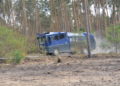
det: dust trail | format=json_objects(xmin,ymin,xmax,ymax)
[{"xmin": 92, "ymin": 37, "xmax": 115, "ymax": 54}]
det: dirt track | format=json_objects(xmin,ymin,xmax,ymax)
[{"xmin": 0, "ymin": 54, "xmax": 120, "ymax": 86}]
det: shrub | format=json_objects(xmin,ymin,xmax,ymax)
[
  {"xmin": 106, "ymin": 24, "xmax": 120, "ymax": 52},
  {"xmin": 106, "ymin": 24, "xmax": 120, "ymax": 44},
  {"xmin": 11, "ymin": 50, "xmax": 25, "ymax": 64},
  {"xmin": 0, "ymin": 26, "xmax": 27, "ymax": 63}
]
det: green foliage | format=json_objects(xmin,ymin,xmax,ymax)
[
  {"xmin": 40, "ymin": 13, "xmax": 51, "ymax": 30},
  {"xmin": 27, "ymin": 42, "xmax": 38, "ymax": 54},
  {"xmin": 0, "ymin": 26, "xmax": 27, "ymax": 63},
  {"xmin": 106, "ymin": 24, "xmax": 120, "ymax": 43},
  {"xmin": 72, "ymin": 27, "xmax": 86, "ymax": 33},
  {"xmin": 72, "ymin": 27, "xmax": 95, "ymax": 33},
  {"xmin": 11, "ymin": 50, "xmax": 25, "ymax": 64}
]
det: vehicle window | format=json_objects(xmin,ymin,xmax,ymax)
[
  {"xmin": 40, "ymin": 36, "xmax": 46, "ymax": 44},
  {"xmin": 54, "ymin": 35, "xmax": 59, "ymax": 40},
  {"xmin": 48, "ymin": 37, "xmax": 51, "ymax": 43},
  {"xmin": 50, "ymin": 36, "xmax": 54, "ymax": 41},
  {"xmin": 59, "ymin": 34, "xmax": 65, "ymax": 39}
]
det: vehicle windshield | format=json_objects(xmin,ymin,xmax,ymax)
[{"xmin": 39, "ymin": 36, "xmax": 46, "ymax": 44}]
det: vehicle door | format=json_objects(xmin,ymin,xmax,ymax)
[{"xmin": 51, "ymin": 33, "xmax": 70, "ymax": 53}]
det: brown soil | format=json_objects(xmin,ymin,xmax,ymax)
[{"xmin": 0, "ymin": 54, "xmax": 120, "ymax": 86}]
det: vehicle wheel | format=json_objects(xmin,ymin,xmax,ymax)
[
  {"xmin": 46, "ymin": 53, "xmax": 52, "ymax": 55},
  {"xmin": 53, "ymin": 49, "xmax": 59, "ymax": 56}
]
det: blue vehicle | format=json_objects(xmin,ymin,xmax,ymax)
[{"xmin": 36, "ymin": 32, "xmax": 96, "ymax": 55}]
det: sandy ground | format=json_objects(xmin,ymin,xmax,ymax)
[{"xmin": 0, "ymin": 54, "xmax": 120, "ymax": 86}]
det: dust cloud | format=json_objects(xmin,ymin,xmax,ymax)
[{"xmin": 92, "ymin": 37, "xmax": 115, "ymax": 54}]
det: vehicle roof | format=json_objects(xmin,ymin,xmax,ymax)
[
  {"xmin": 67, "ymin": 32, "xmax": 80, "ymax": 37},
  {"xmin": 46, "ymin": 32, "xmax": 66, "ymax": 36},
  {"xmin": 37, "ymin": 32, "xmax": 87, "ymax": 37}
]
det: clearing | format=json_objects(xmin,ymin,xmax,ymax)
[{"xmin": 0, "ymin": 54, "xmax": 120, "ymax": 86}]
